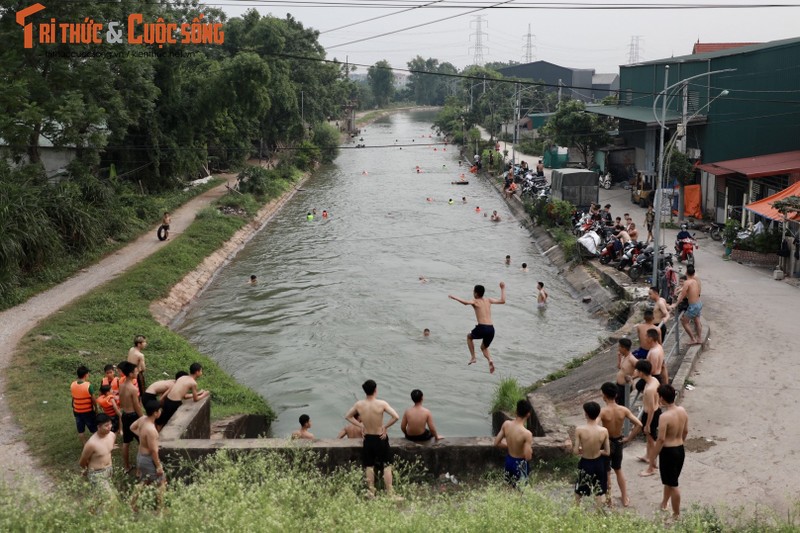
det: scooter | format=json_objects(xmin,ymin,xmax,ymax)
[
  {"xmin": 629, "ymin": 245, "xmax": 673, "ymax": 282},
  {"xmin": 598, "ymin": 235, "xmax": 625, "ymax": 264},
  {"xmin": 675, "ymin": 236, "xmax": 697, "ymax": 265},
  {"xmin": 616, "ymin": 241, "xmax": 646, "ymax": 270},
  {"xmin": 599, "ymin": 172, "xmax": 612, "ymax": 190},
  {"xmin": 707, "ymin": 222, "xmax": 723, "ymax": 241}
]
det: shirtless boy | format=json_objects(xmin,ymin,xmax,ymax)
[
  {"xmin": 678, "ymin": 264, "xmax": 703, "ymax": 345},
  {"xmin": 291, "ymin": 414, "xmax": 314, "ymax": 440},
  {"xmin": 79, "ymin": 412, "xmax": 116, "ymax": 494},
  {"xmin": 536, "ymin": 282, "xmax": 548, "ymax": 309},
  {"xmin": 118, "ymin": 362, "xmax": 143, "ymax": 473},
  {"xmin": 337, "ymin": 412, "xmax": 363, "ymax": 439},
  {"xmin": 653, "ymin": 384, "xmax": 689, "ymax": 518},
  {"xmin": 624, "ymin": 360, "xmax": 661, "ymax": 477},
  {"xmin": 127, "ymin": 335, "xmax": 148, "ymax": 397},
  {"xmin": 156, "ymin": 363, "xmax": 209, "ymax": 430},
  {"xmin": 599, "ymin": 383, "xmax": 642, "ymax": 507},
  {"xmin": 648, "ymin": 286, "xmax": 671, "ymax": 342},
  {"xmin": 142, "ymin": 377, "xmax": 178, "ymax": 406},
  {"xmin": 449, "ymin": 282, "xmax": 506, "ymax": 373},
  {"xmin": 646, "ymin": 328, "xmax": 668, "ymax": 384},
  {"xmin": 633, "ymin": 310, "xmax": 660, "ymax": 359},
  {"xmin": 573, "ymin": 401, "xmax": 610, "ymax": 505},
  {"xmin": 401, "ymin": 389, "xmax": 443, "ymax": 442},
  {"xmin": 494, "ymin": 399, "xmax": 533, "ymax": 487},
  {"xmin": 615, "ymin": 338, "xmax": 638, "ymax": 406},
  {"xmin": 131, "ymin": 399, "xmax": 166, "ymax": 510},
  {"xmin": 344, "ymin": 380, "xmax": 401, "ymax": 498}
]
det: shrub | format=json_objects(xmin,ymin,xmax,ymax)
[
  {"xmin": 490, "ymin": 378, "xmax": 525, "ymax": 414},
  {"xmin": 312, "ymin": 123, "xmax": 341, "ymax": 164}
]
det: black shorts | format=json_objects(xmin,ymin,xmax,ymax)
[
  {"xmin": 141, "ymin": 392, "xmax": 158, "ymax": 405},
  {"xmin": 641, "ymin": 409, "xmax": 661, "ymax": 441},
  {"xmin": 74, "ymin": 411, "xmax": 97, "ymax": 434},
  {"xmin": 469, "ymin": 324, "xmax": 495, "ymax": 348},
  {"xmin": 659, "ymin": 445, "xmax": 685, "ymax": 487},
  {"xmin": 575, "ymin": 457, "xmax": 608, "ymax": 496},
  {"xmin": 362, "ymin": 434, "xmax": 392, "ymax": 468},
  {"xmin": 156, "ymin": 398, "xmax": 182, "ymax": 428},
  {"xmin": 608, "ymin": 436, "xmax": 624, "ymax": 471},
  {"xmin": 615, "ymin": 383, "xmax": 627, "ymax": 406},
  {"xmin": 404, "ymin": 429, "xmax": 432, "ymax": 442},
  {"xmin": 660, "ymin": 323, "xmax": 668, "ymax": 343},
  {"xmin": 121, "ymin": 412, "xmax": 139, "ymax": 444}
]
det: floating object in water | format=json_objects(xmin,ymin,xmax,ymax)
[{"xmin": 451, "ymin": 181, "xmax": 469, "ymax": 185}]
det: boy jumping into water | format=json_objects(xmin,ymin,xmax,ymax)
[{"xmin": 449, "ymin": 282, "xmax": 506, "ymax": 373}]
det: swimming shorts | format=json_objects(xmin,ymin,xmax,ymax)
[
  {"xmin": 504, "ymin": 454, "xmax": 529, "ymax": 486},
  {"xmin": 87, "ymin": 465, "xmax": 113, "ymax": 492},
  {"xmin": 615, "ymin": 383, "xmax": 627, "ymax": 406},
  {"xmin": 632, "ymin": 348, "xmax": 649, "ymax": 360},
  {"xmin": 469, "ymin": 324, "xmax": 495, "ymax": 348},
  {"xmin": 155, "ymin": 398, "xmax": 182, "ymax": 428},
  {"xmin": 660, "ymin": 323, "xmax": 668, "ymax": 343},
  {"xmin": 362, "ymin": 434, "xmax": 393, "ymax": 468},
  {"xmin": 141, "ymin": 392, "xmax": 158, "ymax": 405},
  {"xmin": 404, "ymin": 429, "xmax": 432, "ymax": 442},
  {"xmin": 137, "ymin": 453, "xmax": 165, "ymax": 484},
  {"xmin": 121, "ymin": 411, "xmax": 139, "ymax": 444},
  {"xmin": 74, "ymin": 411, "xmax": 98, "ymax": 434},
  {"xmin": 608, "ymin": 436, "xmax": 624, "ymax": 471},
  {"xmin": 685, "ymin": 301, "xmax": 703, "ymax": 319},
  {"xmin": 659, "ymin": 445, "xmax": 685, "ymax": 487},
  {"xmin": 575, "ymin": 456, "xmax": 608, "ymax": 496},
  {"xmin": 137, "ymin": 372, "xmax": 146, "ymax": 398},
  {"xmin": 640, "ymin": 408, "xmax": 661, "ymax": 441}
]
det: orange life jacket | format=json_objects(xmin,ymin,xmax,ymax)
[
  {"xmin": 118, "ymin": 375, "xmax": 139, "ymax": 395},
  {"xmin": 71, "ymin": 381, "xmax": 94, "ymax": 414},
  {"xmin": 102, "ymin": 376, "xmax": 120, "ymax": 396},
  {"xmin": 97, "ymin": 393, "xmax": 118, "ymax": 418}
]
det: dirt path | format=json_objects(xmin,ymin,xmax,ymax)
[{"xmin": 0, "ymin": 180, "xmax": 232, "ymax": 489}]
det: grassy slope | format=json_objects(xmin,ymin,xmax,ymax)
[{"xmin": 7, "ymin": 206, "xmax": 273, "ymax": 474}]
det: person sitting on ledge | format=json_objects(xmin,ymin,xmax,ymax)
[
  {"xmin": 292, "ymin": 414, "xmax": 315, "ymax": 440},
  {"xmin": 401, "ymin": 389, "xmax": 444, "ymax": 442}
]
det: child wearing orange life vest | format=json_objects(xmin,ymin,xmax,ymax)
[
  {"xmin": 71, "ymin": 365, "xmax": 98, "ymax": 444},
  {"xmin": 97, "ymin": 384, "xmax": 122, "ymax": 435},
  {"xmin": 102, "ymin": 364, "xmax": 120, "ymax": 398}
]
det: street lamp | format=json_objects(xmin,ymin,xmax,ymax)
[{"xmin": 650, "ymin": 67, "xmax": 736, "ymax": 287}]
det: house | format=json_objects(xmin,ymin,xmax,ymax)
[
  {"xmin": 498, "ymin": 61, "xmax": 619, "ymax": 103},
  {"xmin": 0, "ymin": 136, "xmax": 75, "ymax": 179},
  {"xmin": 585, "ymin": 36, "xmax": 800, "ymax": 223}
]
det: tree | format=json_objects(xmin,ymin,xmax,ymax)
[
  {"xmin": 541, "ymin": 100, "xmax": 613, "ymax": 167},
  {"xmin": 666, "ymin": 148, "xmax": 695, "ymax": 222},
  {"xmin": 367, "ymin": 60, "xmax": 395, "ymax": 107}
]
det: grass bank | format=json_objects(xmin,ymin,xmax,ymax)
[
  {"xmin": 0, "ymin": 452, "xmax": 790, "ymax": 532},
  {"xmin": 0, "ymin": 178, "xmax": 224, "ymax": 312},
  {"xmin": 6, "ymin": 173, "xmax": 302, "ymax": 475}
]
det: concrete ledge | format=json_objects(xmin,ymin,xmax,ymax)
[{"xmin": 670, "ymin": 323, "xmax": 711, "ymax": 405}]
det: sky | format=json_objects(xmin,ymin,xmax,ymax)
[{"xmin": 215, "ymin": 0, "xmax": 800, "ymax": 75}]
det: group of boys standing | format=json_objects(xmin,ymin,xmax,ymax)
[{"xmin": 71, "ymin": 335, "xmax": 209, "ymax": 507}]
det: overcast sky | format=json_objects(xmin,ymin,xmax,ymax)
[{"xmin": 220, "ymin": 1, "xmax": 800, "ymax": 75}]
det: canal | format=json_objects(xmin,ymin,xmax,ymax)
[{"xmin": 176, "ymin": 110, "xmax": 605, "ymax": 438}]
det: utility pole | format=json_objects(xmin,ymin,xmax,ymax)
[
  {"xmin": 469, "ymin": 15, "xmax": 488, "ymax": 66},
  {"xmin": 557, "ymin": 79, "xmax": 562, "ymax": 102},
  {"xmin": 627, "ymin": 36, "xmax": 642, "ymax": 64},
  {"xmin": 523, "ymin": 24, "xmax": 535, "ymax": 63}
]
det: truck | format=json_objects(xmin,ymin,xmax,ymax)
[{"xmin": 550, "ymin": 168, "xmax": 599, "ymax": 210}]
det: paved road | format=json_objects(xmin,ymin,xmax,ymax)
[{"xmin": 0, "ymin": 181, "xmax": 230, "ymax": 490}]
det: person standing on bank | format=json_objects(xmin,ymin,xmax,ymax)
[
  {"xmin": 127, "ymin": 335, "xmax": 148, "ymax": 397},
  {"xmin": 652, "ymin": 384, "xmax": 689, "ymax": 518},
  {"xmin": 345, "ymin": 380, "xmax": 402, "ymax": 499},
  {"xmin": 494, "ymin": 399, "xmax": 533, "ymax": 488},
  {"xmin": 449, "ymin": 282, "xmax": 506, "ymax": 374},
  {"xmin": 71, "ymin": 365, "xmax": 98, "ymax": 445}
]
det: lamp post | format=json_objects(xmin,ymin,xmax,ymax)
[{"xmin": 650, "ymin": 67, "xmax": 736, "ymax": 286}]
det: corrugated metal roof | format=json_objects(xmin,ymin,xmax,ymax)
[
  {"xmin": 697, "ymin": 150, "xmax": 800, "ymax": 179},
  {"xmin": 691, "ymin": 42, "xmax": 760, "ymax": 54},
  {"xmin": 631, "ymin": 36, "xmax": 800, "ymax": 66},
  {"xmin": 585, "ymin": 105, "xmax": 684, "ymax": 126}
]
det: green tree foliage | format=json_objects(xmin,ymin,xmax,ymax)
[
  {"xmin": 406, "ymin": 56, "xmax": 458, "ymax": 106},
  {"xmin": 367, "ymin": 60, "xmax": 395, "ymax": 107},
  {"xmin": 541, "ymin": 100, "xmax": 614, "ymax": 166}
]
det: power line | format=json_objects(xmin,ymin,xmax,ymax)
[{"xmin": 319, "ymin": 0, "xmax": 446, "ymax": 34}]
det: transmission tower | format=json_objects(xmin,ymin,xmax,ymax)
[
  {"xmin": 523, "ymin": 23, "xmax": 536, "ymax": 63},
  {"xmin": 469, "ymin": 15, "xmax": 489, "ymax": 66},
  {"xmin": 627, "ymin": 35, "xmax": 642, "ymax": 64}
]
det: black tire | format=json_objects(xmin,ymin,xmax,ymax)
[
  {"xmin": 628, "ymin": 265, "xmax": 642, "ymax": 281},
  {"xmin": 599, "ymin": 254, "xmax": 611, "ymax": 265},
  {"xmin": 157, "ymin": 225, "xmax": 169, "ymax": 241},
  {"xmin": 710, "ymin": 227, "xmax": 722, "ymax": 241},
  {"xmin": 686, "ymin": 252, "xmax": 694, "ymax": 266}
]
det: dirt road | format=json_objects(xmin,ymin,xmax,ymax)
[{"xmin": 0, "ymin": 181, "xmax": 230, "ymax": 489}]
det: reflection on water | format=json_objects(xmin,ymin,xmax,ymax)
[{"xmin": 177, "ymin": 110, "xmax": 605, "ymax": 438}]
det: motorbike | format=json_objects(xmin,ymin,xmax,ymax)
[
  {"xmin": 629, "ymin": 245, "xmax": 673, "ymax": 282},
  {"xmin": 598, "ymin": 235, "xmax": 625, "ymax": 265},
  {"xmin": 616, "ymin": 241, "xmax": 646, "ymax": 271},
  {"xmin": 675, "ymin": 236, "xmax": 697, "ymax": 265},
  {"xmin": 599, "ymin": 172, "xmax": 612, "ymax": 190},
  {"xmin": 707, "ymin": 222, "xmax": 723, "ymax": 241}
]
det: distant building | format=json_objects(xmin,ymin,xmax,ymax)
[
  {"xmin": 0, "ymin": 136, "xmax": 75, "ymax": 179},
  {"xmin": 498, "ymin": 60, "xmax": 619, "ymax": 103},
  {"xmin": 691, "ymin": 41, "xmax": 760, "ymax": 54}
]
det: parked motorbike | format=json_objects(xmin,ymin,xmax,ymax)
[
  {"xmin": 707, "ymin": 222, "xmax": 723, "ymax": 241},
  {"xmin": 629, "ymin": 245, "xmax": 673, "ymax": 282},
  {"xmin": 616, "ymin": 241, "xmax": 646, "ymax": 270},
  {"xmin": 598, "ymin": 235, "xmax": 625, "ymax": 264},
  {"xmin": 599, "ymin": 172, "xmax": 612, "ymax": 190}
]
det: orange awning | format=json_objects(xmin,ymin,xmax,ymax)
[
  {"xmin": 697, "ymin": 150, "xmax": 800, "ymax": 179},
  {"xmin": 744, "ymin": 181, "xmax": 800, "ymax": 222}
]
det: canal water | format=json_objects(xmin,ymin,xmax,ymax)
[{"xmin": 176, "ymin": 110, "xmax": 605, "ymax": 438}]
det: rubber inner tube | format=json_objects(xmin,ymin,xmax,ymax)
[{"xmin": 157, "ymin": 225, "xmax": 168, "ymax": 241}]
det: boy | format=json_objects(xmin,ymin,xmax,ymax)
[
  {"xmin": 401, "ymin": 389, "xmax": 444, "ymax": 442},
  {"xmin": 615, "ymin": 338, "xmax": 638, "ymax": 406},
  {"xmin": 536, "ymin": 282, "xmax": 548, "ymax": 309},
  {"xmin": 156, "ymin": 363, "xmax": 209, "ymax": 430},
  {"xmin": 653, "ymin": 384, "xmax": 689, "ymax": 518},
  {"xmin": 599, "ymin": 382, "xmax": 642, "ymax": 507},
  {"xmin": 131, "ymin": 400, "xmax": 166, "ymax": 510},
  {"xmin": 291, "ymin": 414, "xmax": 314, "ymax": 440},
  {"xmin": 71, "ymin": 365, "xmax": 97, "ymax": 444},
  {"xmin": 573, "ymin": 401, "xmax": 610, "ymax": 506},
  {"xmin": 79, "ymin": 412, "xmax": 116, "ymax": 495},
  {"xmin": 493, "ymin": 399, "xmax": 533, "ymax": 487},
  {"xmin": 118, "ymin": 361, "xmax": 143, "ymax": 473},
  {"xmin": 97, "ymin": 384, "xmax": 122, "ymax": 435},
  {"xmin": 101, "ymin": 364, "xmax": 120, "ymax": 398},
  {"xmin": 624, "ymin": 360, "xmax": 661, "ymax": 477},
  {"xmin": 449, "ymin": 282, "xmax": 506, "ymax": 373},
  {"xmin": 127, "ymin": 335, "xmax": 148, "ymax": 397}
]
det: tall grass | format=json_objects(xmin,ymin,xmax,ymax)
[
  {"xmin": 7, "ymin": 185, "xmax": 285, "ymax": 475},
  {"xmin": 490, "ymin": 378, "xmax": 525, "ymax": 413},
  {"xmin": 0, "ymin": 451, "xmax": 793, "ymax": 532}
]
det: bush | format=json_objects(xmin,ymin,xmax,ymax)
[
  {"xmin": 294, "ymin": 140, "xmax": 321, "ymax": 171},
  {"xmin": 490, "ymin": 378, "xmax": 525, "ymax": 414},
  {"xmin": 517, "ymin": 138, "xmax": 545, "ymax": 158},
  {"xmin": 312, "ymin": 123, "xmax": 341, "ymax": 164},
  {"xmin": 735, "ymin": 226, "xmax": 783, "ymax": 253}
]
